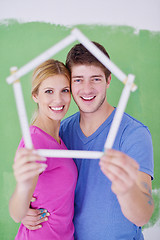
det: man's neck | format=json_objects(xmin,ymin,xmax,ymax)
[{"xmin": 79, "ymin": 103, "xmax": 114, "ymax": 137}]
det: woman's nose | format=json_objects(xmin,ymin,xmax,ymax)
[{"xmin": 53, "ymin": 92, "xmax": 62, "ymax": 103}]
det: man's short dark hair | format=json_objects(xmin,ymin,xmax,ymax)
[{"xmin": 66, "ymin": 42, "xmax": 111, "ymax": 81}]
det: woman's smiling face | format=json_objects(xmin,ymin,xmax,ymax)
[{"xmin": 32, "ymin": 74, "xmax": 71, "ymax": 122}]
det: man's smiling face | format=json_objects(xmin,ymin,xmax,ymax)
[{"xmin": 71, "ymin": 64, "xmax": 110, "ymax": 114}]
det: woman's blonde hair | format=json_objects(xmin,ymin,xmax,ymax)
[
  {"xmin": 31, "ymin": 59, "xmax": 70, "ymax": 124},
  {"xmin": 32, "ymin": 59, "xmax": 70, "ymax": 95}
]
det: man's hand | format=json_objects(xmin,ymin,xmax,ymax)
[
  {"xmin": 22, "ymin": 207, "xmax": 50, "ymax": 230},
  {"xmin": 99, "ymin": 149, "xmax": 154, "ymax": 226},
  {"xmin": 99, "ymin": 149, "xmax": 139, "ymax": 196}
]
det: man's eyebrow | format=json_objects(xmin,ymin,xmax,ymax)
[
  {"xmin": 72, "ymin": 75, "xmax": 104, "ymax": 78},
  {"xmin": 91, "ymin": 75, "xmax": 104, "ymax": 78},
  {"xmin": 72, "ymin": 75, "xmax": 83, "ymax": 78}
]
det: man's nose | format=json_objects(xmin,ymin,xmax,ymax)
[{"xmin": 83, "ymin": 81, "xmax": 93, "ymax": 93}]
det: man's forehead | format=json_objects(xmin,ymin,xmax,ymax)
[{"xmin": 71, "ymin": 64, "xmax": 105, "ymax": 76}]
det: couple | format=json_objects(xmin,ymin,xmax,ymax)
[{"xmin": 9, "ymin": 42, "xmax": 154, "ymax": 240}]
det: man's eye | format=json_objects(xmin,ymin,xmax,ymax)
[
  {"xmin": 74, "ymin": 79, "xmax": 81, "ymax": 83},
  {"xmin": 94, "ymin": 78, "xmax": 100, "ymax": 81},
  {"xmin": 45, "ymin": 90, "xmax": 53, "ymax": 94}
]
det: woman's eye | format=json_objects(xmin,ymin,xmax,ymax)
[
  {"xmin": 62, "ymin": 89, "xmax": 70, "ymax": 93},
  {"xmin": 45, "ymin": 90, "xmax": 53, "ymax": 94}
]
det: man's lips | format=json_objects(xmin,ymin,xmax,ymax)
[{"xmin": 81, "ymin": 96, "xmax": 96, "ymax": 101}]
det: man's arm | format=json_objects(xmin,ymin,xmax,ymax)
[{"xmin": 99, "ymin": 149, "xmax": 154, "ymax": 226}]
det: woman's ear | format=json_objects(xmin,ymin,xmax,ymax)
[
  {"xmin": 106, "ymin": 74, "xmax": 111, "ymax": 88},
  {"xmin": 32, "ymin": 93, "xmax": 38, "ymax": 103}
]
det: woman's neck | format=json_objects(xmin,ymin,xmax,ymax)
[{"xmin": 33, "ymin": 116, "xmax": 61, "ymax": 144}]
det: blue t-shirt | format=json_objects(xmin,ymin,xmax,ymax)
[{"xmin": 60, "ymin": 109, "xmax": 154, "ymax": 240}]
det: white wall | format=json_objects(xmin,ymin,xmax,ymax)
[{"xmin": 0, "ymin": 0, "xmax": 160, "ymax": 31}]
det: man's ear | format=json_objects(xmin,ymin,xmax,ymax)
[
  {"xmin": 106, "ymin": 74, "xmax": 111, "ymax": 88},
  {"xmin": 32, "ymin": 94, "xmax": 38, "ymax": 103}
]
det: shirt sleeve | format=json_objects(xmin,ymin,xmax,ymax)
[{"xmin": 120, "ymin": 125, "xmax": 154, "ymax": 179}]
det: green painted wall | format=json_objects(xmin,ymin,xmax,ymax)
[{"xmin": 0, "ymin": 20, "xmax": 160, "ymax": 239}]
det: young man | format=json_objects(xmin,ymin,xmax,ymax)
[{"xmin": 21, "ymin": 42, "xmax": 154, "ymax": 239}]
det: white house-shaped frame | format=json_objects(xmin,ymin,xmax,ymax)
[{"xmin": 6, "ymin": 28, "xmax": 137, "ymax": 159}]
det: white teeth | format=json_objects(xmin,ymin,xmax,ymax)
[
  {"xmin": 51, "ymin": 106, "xmax": 63, "ymax": 111},
  {"xmin": 82, "ymin": 96, "xmax": 94, "ymax": 100}
]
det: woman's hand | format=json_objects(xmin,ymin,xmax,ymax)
[
  {"xmin": 13, "ymin": 148, "xmax": 47, "ymax": 190},
  {"xmin": 9, "ymin": 148, "xmax": 47, "ymax": 222}
]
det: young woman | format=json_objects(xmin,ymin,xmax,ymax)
[{"xmin": 9, "ymin": 59, "xmax": 78, "ymax": 240}]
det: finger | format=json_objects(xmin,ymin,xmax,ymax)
[
  {"xmin": 23, "ymin": 224, "xmax": 42, "ymax": 230},
  {"xmin": 23, "ymin": 213, "xmax": 49, "ymax": 230},
  {"xmin": 103, "ymin": 149, "xmax": 139, "ymax": 169},
  {"xmin": 100, "ymin": 163, "xmax": 136, "ymax": 195},
  {"xmin": 15, "ymin": 148, "xmax": 46, "ymax": 166},
  {"xmin": 34, "ymin": 209, "xmax": 50, "ymax": 223},
  {"xmin": 13, "ymin": 161, "xmax": 46, "ymax": 179},
  {"xmin": 15, "ymin": 164, "xmax": 47, "ymax": 182},
  {"xmin": 15, "ymin": 162, "xmax": 47, "ymax": 176},
  {"xmin": 100, "ymin": 161, "xmax": 128, "ymax": 181},
  {"xmin": 100, "ymin": 160, "xmax": 137, "ymax": 182},
  {"xmin": 13, "ymin": 159, "xmax": 46, "ymax": 177},
  {"xmin": 15, "ymin": 148, "xmax": 37, "ymax": 161},
  {"xmin": 100, "ymin": 165, "xmax": 117, "ymax": 182},
  {"xmin": 15, "ymin": 148, "xmax": 33, "ymax": 158},
  {"xmin": 100, "ymin": 167, "xmax": 128, "ymax": 193},
  {"xmin": 14, "ymin": 154, "xmax": 46, "ymax": 169},
  {"xmin": 22, "ymin": 214, "xmax": 49, "ymax": 225},
  {"xmin": 22, "ymin": 210, "xmax": 50, "ymax": 226},
  {"xmin": 24, "ymin": 208, "xmax": 47, "ymax": 216},
  {"xmin": 100, "ymin": 153, "xmax": 139, "ymax": 178}
]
